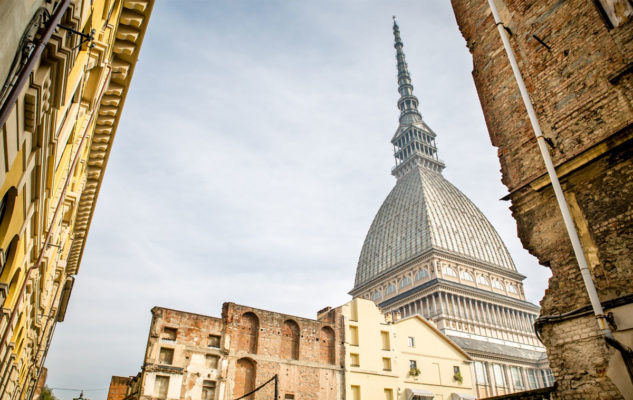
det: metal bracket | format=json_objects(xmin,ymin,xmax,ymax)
[{"xmin": 57, "ymin": 24, "xmax": 95, "ymax": 50}]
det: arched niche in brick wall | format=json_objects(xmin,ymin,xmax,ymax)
[
  {"xmin": 319, "ymin": 326, "xmax": 335, "ymax": 364},
  {"xmin": 234, "ymin": 357, "xmax": 256, "ymax": 398},
  {"xmin": 281, "ymin": 319, "xmax": 300, "ymax": 360},
  {"xmin": 240, "ymin": 312, "xmax": 259, "ymax": 354}
]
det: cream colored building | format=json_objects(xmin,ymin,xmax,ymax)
[
  {"xmin": 0, "ymin": 1, "xmax": 153, "ymax": 398},
  {"xmin": 338, "ymin": 298, "xmax": 475, "ymax": 400}
]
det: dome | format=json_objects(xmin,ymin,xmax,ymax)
[{"xmin": 354, "ymin": 166, "xmax": 516, "ymax": 288}]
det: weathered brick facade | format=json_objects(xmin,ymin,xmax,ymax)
[
  {"xmin": 449, "ymin": 0, "xmax": 633, "ymax": 398},
  {"xmin": 107, "ymin": 376, "xmax": 134, "ymax": 400},
  {"xmin": 132, "ymin": 304, "xmax": 343, "ymax": 400}
]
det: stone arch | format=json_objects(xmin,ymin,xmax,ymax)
[
  {"xmin": 240, "ymin": 312, "xmax": 259, "ymax": 354},
  {"xmin": 281, "ymin": 319, "xmax": 300, "ymax": 360},
  {"xmin": 319, "ymin": 326, "xmax": 335, "ymax": 364},
  {"xmin": 234, "ymin": 357, "xmax": 256, "ymax": 398}
]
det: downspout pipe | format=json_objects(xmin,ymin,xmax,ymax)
[
  {"xmin": 486, "ymin": 1, "xmax": 633, "ymax": 386},
  {"xmin": 0, "ymin": 0, "xmax": 72, "ymax": 129},
  {"xmin": 485, "ymin": 0, "xmax": 613, "ymax": 338}
]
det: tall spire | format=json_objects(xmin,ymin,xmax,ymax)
[
  {"xmin": 393, "ymin": 17, "xmax": 422, "ymax": 124},
  {"xmin": 390, "ymin": 18, "xmax": 445, "ymax": 178}
]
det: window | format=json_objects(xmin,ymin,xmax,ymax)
[
  {"xmin": 407, "ymin": 336, "xmax": 415, "ymax": 347},
  {"xmin": 162, "ymin": 327, "xmax": 177, "ymax": 341},
  {"xmin": 206, "ymin": 354, "xmax": 219, "ymax": 369},
  {"xmin": 382, "ymin": 357, "xmax": 392, "ymax": 371},
  {"xmin": 284, "ymin": 395, "xmax": 295, "ymax": 400},
  {"xmin": 542, "ymin": 368, "xmax": 555, "ymax": 386},
  {"xmin": 351, "ymin": 385, "xmax": 361, "ymax": 400},
  {"xmin": 385, "ymin": 284, "xmax": 396, "ymax": 295},
  {"xmin": 477, "ymin": 275, "xmax": 489, "ymax": 285},
  {"xmin": 349, "ymin": 326, "xmax": 359, "ymax": 346},
  {"xmin": 443, "ymin": 266, "xmax": 457, "ymax": 277},
  {"xmin": 384, "ymin": 388, "xmax": 393, "ymax": 400},
  {"xmin": 399, "ymin": 276, "xmax": 411, "ymax": 288},
  {"xmin": 372, "ymin": 291, "xmax": 383, "ymax": 301},
  {"xmin": 409, "ymin": 360, "xmax": 417, "ymax": 369},
  {"xmin": 381, "ymin": 331, "xmax": 390, "ymax": 350},
  {"xmin": 492, "ymin": 280, "xmax": 505, "ymax": 290},
  {"xmin": 154, "ymin": 375, "xmax": 169, "ymax": 399},
  {"xmin": 454, "ymin": 366, "xmax": 461, "ymax": 374},
  {"xmin": 527, "ymin": 369, "xmax": 538, "ymax": 389},
  {"xmin": 350, "ymin": 353, "xmax": 360, "ymax": 367},
  {"xmin": 460, "ymin": 270, "xmax": 474, "ymax": 282},
  {"xmin": 474, "ymin": 361, "xmax": 488, "ymax": 384},
  {"xmin": 158, "ymin": 347, "xmax": 174, "ymax": 365},
  {"xmin": 208, "ymin": 335, "xmax": 221, "ymax": 348},
  {"xmin": 511, "ymin": 366, "xmax": 523, "ymax": 388},
  {"xmin": 201, "ymin": 380, "xmax": 216, "ymax": 400},
  {"xmin": 493, "ymin": 364, "xmax": 506, "ymax": 387},
  {"xmin": 507, "ymin": 284, "xmax": 518, "ymax": 294},
  {"xmin": 415, "ymin": 269, "xmax": 429, "ymax": 281}
]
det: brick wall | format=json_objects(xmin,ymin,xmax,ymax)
[
  {"xmin": 222, "ymin": 303, "xmax": 344, "ymax": 400},
  {"xmin": 107, "ymin": 376, "xmax": 132, "ymax": 400},
  {"xmin": 134, "ymin": 304, "xmax": 344, "ymax": 400},
  {"xmin": 449, "ymin": 0, "xmax": 633, "ymax": 398}
]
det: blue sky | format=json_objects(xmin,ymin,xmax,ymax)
[{"xmin": 44, "ymin": 2, "xmax": 550, "ymax": 399}]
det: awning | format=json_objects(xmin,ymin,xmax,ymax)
[
  {"xmin": 450, "ymin": 393, "xmax": 476, "ymax": 400},
  {"xmin": 405, "ymin": 388, "xmax": 435, "ymax": 399}
]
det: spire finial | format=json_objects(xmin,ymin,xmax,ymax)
[
  {"xmin": 389, "ymin": 20, "xmax": 445, "ymax": 177},
  {"xmin": 392, "ymin": 18, "xmax": 420, "ymax": 122}
]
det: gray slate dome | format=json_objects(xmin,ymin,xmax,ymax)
[
  {"xmin": 354, "ymin": 166, "xmax": 516, "ymax": 288},
  {"xmin": 353, "ymin": 19, "xmax": 516, "ymax": 289}
]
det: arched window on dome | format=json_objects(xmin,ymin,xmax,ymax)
[
  {"xmin": 399, "ymin": 277, "xmax": 412, "ymax": 289},
  {"xmin": 460, "ymin": 270, "xmax": 474, "ymax": 282},
  {"xmin": 492, "ymin": 280, "xmax": 505, "ymax": 290},
  {"xmin": 443, "ymin": 266, "xmax": 457, "ymax": 278},
  {"xmin": 372, "ymin": 291, "xmax": 383, "ymax": 301},
  {"xmin": 385, "ymin": 284, "xmax": 396, "ymax": 295},
  {"xmin": 507, "ymin": 284, "xmax": 518, "ymax": 294},
  {"xmin": 477, "ymin": 275, "xmax": 489, "ymax": 285},
  {"xmin": 415, "ymin": 269, "xmax": 429, "ymax": 281}
]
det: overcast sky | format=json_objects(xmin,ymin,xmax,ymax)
[{"xmin": 45, "ymin": 2, "xmax": 551, "ymax": 399}]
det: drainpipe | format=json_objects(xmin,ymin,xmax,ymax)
[
  {"xmin": 486, "ymin": 0, "xmax": 633, "ymax": 385},
  {"xmin": 0, "ymin": 0, "xmax": 72, "ymax": 128},
  {"xmin": 486, "ymin": 0, "xmax": 612, "ymax": 339}
]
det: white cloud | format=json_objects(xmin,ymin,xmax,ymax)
[{"xmin": 44, "ymin": 2, "xmax": 550, "ymax": 399}]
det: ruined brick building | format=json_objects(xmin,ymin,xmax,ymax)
[
  {"xmin": 349, "ymin": 20, "xmax": 552, "ymax": 398},
  {"xmin": 127, "ymin": 304, "xmax": 344, "ymax": 400},
  {"xmin": 449, "ymin": 0, "xmax": 633, "ymax": 398}
]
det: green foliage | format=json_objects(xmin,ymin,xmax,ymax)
[
  {"xmin": 40, "ymin": 386, "xmax": 57, "ymax": 400},
  {"xmin": 453, "ymin": 371, "xmax": 463, "ymax": 383},
  {"xmin": 409, "ymin": 367, "xmax": 421, "ymax": 377}
]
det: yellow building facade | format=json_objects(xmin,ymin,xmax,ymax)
[
  {"xmin": 339, "ymin": 299, "xmax": 476, "ymax": 400},
  {"xmin": 0, "ymin": 1, "xmax": 154, "ymax": 398}
]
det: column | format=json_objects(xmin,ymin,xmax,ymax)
[
  {"xmin": 432, "ymin": 293, "xmax": 437, "ymax": 315},
  {"xmin": 504, "ymin": 365, "xmax": 514, "ymax": 393},
  {"xmin": 486, "ymin": 362, "xmax": 497, "ymax": 396}
]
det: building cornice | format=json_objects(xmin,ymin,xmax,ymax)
[{"xmin": 66, "ymin": 0, "xmax": 155, "ymax": 275}]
